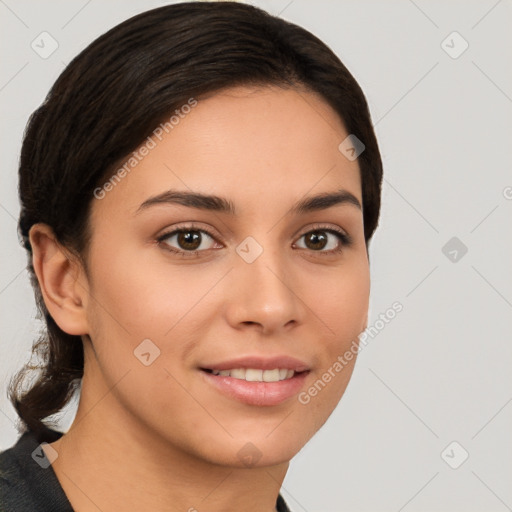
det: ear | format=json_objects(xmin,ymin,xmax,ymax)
[{"xmin": 29, "ymin": 223, "xmax": 90, "ymax": 336}]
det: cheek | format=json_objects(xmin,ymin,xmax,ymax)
[
  {"xmin": 84, "ymin": 246, "xmax": 230, "ymax": 384},
  {"xmin": 86, "ymin": 244, "xmax": 203, "ymax": 338},
  {"xmin": 314, "ymin": 258, "xmax": 370, "ymax": 348},
  {"xmin": 302, "ymin": 259, "xmax": 369, "ymax": 411}
]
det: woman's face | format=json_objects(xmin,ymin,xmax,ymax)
[{"xmin": 81, "ymin": 85, "xmax": 369, "ymax": 467}]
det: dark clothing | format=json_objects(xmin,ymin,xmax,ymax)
[
  {"xmin": 1, "ymin": 429, "xmax": 291, "ymax": 511},
  {"xmin": 0, "ymin": 429, "xmax": 73, "ymax": 512}
]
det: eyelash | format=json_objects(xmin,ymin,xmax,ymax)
[{"xmin": 156, "ymin": 223, "xmax": 352, "ymax": 258}]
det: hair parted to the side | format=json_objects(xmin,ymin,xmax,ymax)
[{"xmin": 10, "ymin": 1, "xmax": 383, "ymax": 439}]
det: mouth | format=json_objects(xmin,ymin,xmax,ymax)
[
  {"xmin": 199, "ymin": 358, "xmax": 310, "ymax": 406},
  {"xmin": 201, "ymin": 367, "xmax": 303, "ymax": 382}
]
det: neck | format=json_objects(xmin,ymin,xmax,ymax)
[{"xmin": 47, "ymin": 374, "xmax": 288, "ymax": 512}]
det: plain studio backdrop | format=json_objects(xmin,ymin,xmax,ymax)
[{"xmin": 1, "ymin": 1, "xmax": 511, "ymax": 511}]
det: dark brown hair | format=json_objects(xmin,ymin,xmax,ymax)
[{"xmin": 10, "ymin": 1, "xmax": 383, "ymax": 440}]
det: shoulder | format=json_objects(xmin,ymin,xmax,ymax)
[
  {"xmin": 0, "ymin": 429, "xmax": 73, "ymax": 512},
  {"xmin": 0, "ymin": 432, "xmax": 38, "ymax": 510}
]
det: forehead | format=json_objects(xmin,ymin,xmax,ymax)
[{"xmin": 92, "ymin": 85, "xmax": 362, "ymax": 221}]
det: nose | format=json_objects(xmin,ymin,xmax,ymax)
[{"xmin": 224, "ymin": 240, "xmax": 304, "ymax": 335}]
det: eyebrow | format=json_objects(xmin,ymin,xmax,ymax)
[{"xmin": 136, "ymin": 188, "xmax": 362, "ymax": 216}]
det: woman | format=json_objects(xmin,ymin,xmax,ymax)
[{"xmin": 0, "ymin": 2, "xmax": 383, "ymax": 510}]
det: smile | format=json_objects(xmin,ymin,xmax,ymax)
[
  {"xmin": 206, "ymin": 368, "xmax": 295, "ymax": 382},
  {"xmin": 200, "ymin": 368, "xmax": 309, "ymax": 406}
]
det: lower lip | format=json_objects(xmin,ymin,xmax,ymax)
[{"xmin": 200, "ymin": 370, "xmax": 309, "ymax": 406}]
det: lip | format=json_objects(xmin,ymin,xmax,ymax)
[
  {"xmin": 200, "ymin": 369, "xmax": 309, "ymax": 406},
  {"xmin": 200, "ymin": 355, "xmax": 310, "ymax": 372}
]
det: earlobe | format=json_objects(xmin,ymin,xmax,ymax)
[{"xmin": 29, "ymin": 223, "xmax": 90, "ymax": 336}]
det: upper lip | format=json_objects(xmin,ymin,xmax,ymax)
[{"xmin": 200, "ymin": 355, "xmax": 310, "ymax": 372}]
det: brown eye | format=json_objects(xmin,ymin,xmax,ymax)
[
  {"xmin": 176, "ymin": 230, "xmax": 202, "ymax": 251},
  {"xmin": 303, "ymin": 231, "xmax": 329, "ymax": 251},
  {"xmin": 294, "ymin": 227, "xmax": 350, "ymax": 255},
  {"xmin": 158, "ymin": 228, "xmax": 217, "ymax": 255}
]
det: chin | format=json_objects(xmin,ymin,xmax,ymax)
[{"xmin": 217, "ymin": 429, "xmax": 311, "ymax": 468}]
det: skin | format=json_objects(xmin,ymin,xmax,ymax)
[{"xmin": 30, "ymin": 85, "xmax": 370, "ymax": 512}]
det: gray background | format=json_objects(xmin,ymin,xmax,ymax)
[{"xmin": 1, "ymin": 1, "xmax": 511, "ymax": 511}]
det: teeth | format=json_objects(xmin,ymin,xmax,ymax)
[
  {"xmin": 210, "ymin": 368, "xmax": 296, "ymax": 382},
  {"xmin": 245, "ymin": 369, "xmax": 263, "ymax": 381},
  {"xmin": 230, "ymin": 368, "xmax": 246, "ymax": 380},
  {"xmin": 263, "ymin": 369, "xmax": 280, "ymax": 382}
]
